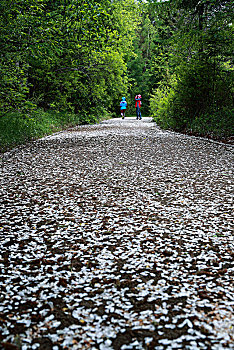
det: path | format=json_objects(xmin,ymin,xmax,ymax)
[{"xmin": 0, "ymin": 117, "xmax": 233, "ymax": 350}]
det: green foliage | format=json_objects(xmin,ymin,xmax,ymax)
[
  {"xmin": 0, "ymin": 109, "xmax": 108, "ymax": 152},
  {"xmin": 150, "ymin": 77, "xmax": 177, "ymax": 129},
  {"xmin": 0, "ymin": 0, "xmax": 233, "ymax": 144},
  {"xmin": 0, "ymin": 0, "xmax": 139, "ymax": 119},
  {"xmin": 127, "ymin": 11, "xmax": 158, "ymax": 114},
  {"xmin": 150, "ymin": 60, "xmax": 234, "ymax": 138},
  {"xmin": 188, "ymin": 108, "xmax": 234, "ymax": 139},
  {"xmin": 148, "ymin": 0, "xmax": 234, "ymax": 138}
]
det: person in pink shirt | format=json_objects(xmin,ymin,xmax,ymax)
[{"xmin": 135, "ymin": 94, "xmax": 142, "ymax": 120}]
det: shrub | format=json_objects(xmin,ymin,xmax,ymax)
[
  {"xmin": 150, "ymin": 57, "xmax": 234, "ymax": 139},
  {"xmin": 0, "ymin": 108, "xmax": 107, "ymax": 153}
]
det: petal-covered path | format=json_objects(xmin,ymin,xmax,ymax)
[{"xmin": 0, "ymin": 117, "xmax": 233, "ymax": 350}]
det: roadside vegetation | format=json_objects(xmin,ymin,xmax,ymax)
[
  {"xmin": 0, "ymin": 0, "xmax": 233, "ymax": 152},
  {"xmin": 147, "ymin": 1, "xmax": 234, "ymax": 142},
  {"xmin": 0, "ymin": 110, "xmax": 109, "ymax": 153}
]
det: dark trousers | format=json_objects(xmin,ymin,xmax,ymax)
[{"xmin": 136, "ymin": 107, "xmax": 141, "ymax": 119}]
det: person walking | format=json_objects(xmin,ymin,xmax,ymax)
[
  {"xmin": 135, "ymin": 94, "xmax": 142, "ymax": 120},
  {"xmin": 120, "ymin": 97, "xmax": 127, "ymax": 119}
]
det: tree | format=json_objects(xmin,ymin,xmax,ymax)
[
  {"xmin": 148, "ymin": 0, "xmax": 233, "ymax": 134},
  {"xmin": 0, "ymin": 0, "xmax": 139, "ymax": 117}
]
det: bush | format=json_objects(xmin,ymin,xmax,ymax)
[
  {"xmin": 150, "ymin": 57, "xmax": 234, "ymax": 139},
  {"xmin": 0, "ymin": 109, "xmax": 107, "ymax": 153},
  {"xmin": 187, "ymin": 108, "xmax": 234, "ymax": 139},
  {"xmin": 150, "ymin": 78, "xmax": 178, "ymax": 129}
]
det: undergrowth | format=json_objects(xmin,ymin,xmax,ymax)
[
  {"xmin": 153, "ymin": 108, "xmax": 234, "ymax": 142},
  {"xmin": 0, "ymin": 109, "xmax": 109, "ymax": 153}
]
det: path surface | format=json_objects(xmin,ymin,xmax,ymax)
[{"xmin": 0, "ymin": 117, "xmax": 233, "ymax": 350}]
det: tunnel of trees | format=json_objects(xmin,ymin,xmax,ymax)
[{"xmin": 0, "ymin": 0, "xmax": 233, "ymax": 149}]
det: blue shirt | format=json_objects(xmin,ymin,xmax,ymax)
[{"xmin": 120, "ymin": 101, "xmax": 127, "ymax": 110}]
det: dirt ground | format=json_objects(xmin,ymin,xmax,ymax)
[{"xmin": 0, "ymin": 117, "xmax": 233, "ymax": 349}]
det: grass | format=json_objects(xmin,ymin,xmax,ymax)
[
  {"xmin": 185, "ymin": 110, "xmax": 234, "ymax": 142},
  {"xmin": 153, "ymin": 108, "xmax": 234, "ymax": 143},
  {"xmin": 0, "ymin": 109, "xmax": 109, "ymax": 153}
]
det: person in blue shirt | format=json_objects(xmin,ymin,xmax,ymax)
[{"xmin": 120, "ymin": 97, "xmax": 127, "ymax": 119}]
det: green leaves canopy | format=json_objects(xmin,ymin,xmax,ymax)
[{"xmin": 0, "ymin": 0, "xmax": 139, "ymax": 116}]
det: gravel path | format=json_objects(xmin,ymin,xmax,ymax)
[{"xmin": 0, "ymin": 117, "xmax": 233, "ymax": 350}]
